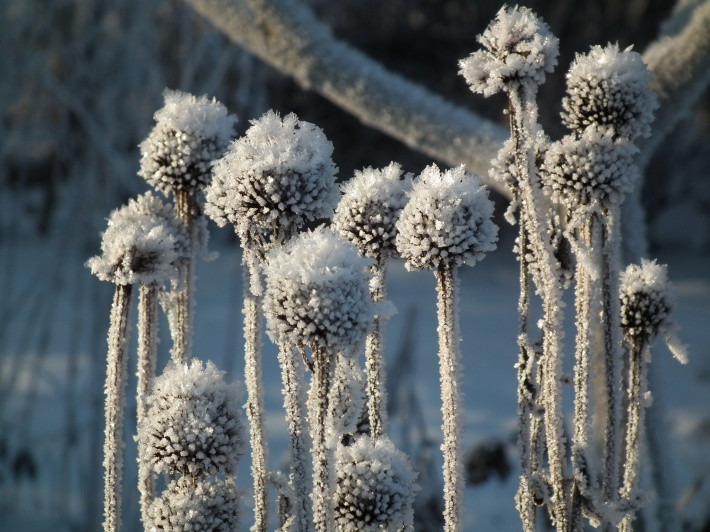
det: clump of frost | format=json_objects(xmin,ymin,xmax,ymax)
[
  {"xmin": 137, "ymin": 359, "xmax": 247, "ymax": 478},
  {"xmin": 334, "ymin": 436, "xmax": 418, "ymax": 531},
  {"xmin": 562, "ymin": 44, "xmax": 658, "ymax": 141},
  {"xmin": 86, "ymin": 192, "xmax": 187, "ymax": 286},
  {"xmin": 541, "ymin": 127, "xmax": 639, "ymax": 210},
  {"xmin": 333, "ymin": 162, "xmax": 412, "ymax": 261},
  {"xmin": 395, "ymin": 164, "xmax": 498, "ymax": 271},
  {"xmin": 459, "ymin": 5, "xmax": 559, "ymax": 97},
  {"xmin": 263, "ymin": 227, "xmax": 374, "ymax": 353},
  {"xmin": 327, "ymin": 354, "xmax": 367, "ymax": 446},
  {"xmin": 620, "ymin": 260, "xmax": 688, "ymax": 363},
  {"xmin": 205, "ymin": 110, "xmax": 339, "ymax": 250},
  {"xmin": 139, "ymin": 89, "xmax": 236, "ymax": 196},
  {"xmin": 146, "ymin": 476, "xmax": 240, "ymax": 531}
]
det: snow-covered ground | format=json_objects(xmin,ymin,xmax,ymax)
[{"xmin": 1, "ymin": 227, "xmax": 708, "ymax": 530}]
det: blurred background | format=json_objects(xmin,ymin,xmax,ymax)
[{"xmin": 1, "ymin": 0, "xmax": 708, "ymax": 530}]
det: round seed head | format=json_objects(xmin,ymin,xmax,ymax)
[
  {"xmin": 395, "ymin": 164, "xmax": 498, "ymax": 271},
  {"xmin": 334, "ymin": 436, "xmax": 418, "ymax": 531},
  {"xmin": 620, "ymin": 259, "xmax": 674, "ymax": 344},
  {"xmin": 86, "ymin": 192, "xmax": 187, "ymax": 285},
  {"xmin": 562, "ymin": 44, "xmax": 658, "ymax": 140},
  {"xmin": 137, "ymin": 358, "xmax": 246, "ymax": 478},
  {"xmin": 333, "ymin": 162, "xmax": 412, "ymax": 261},
  {"xmin": 139, "ymin": 89, "xmax": 236, "ymax": 196}
]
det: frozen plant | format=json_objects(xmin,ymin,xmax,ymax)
[
  {"xmin": 264, "ymin": 227, "xmax": 374, "ymax": 531},
  {"xmin": 327, "ymin": 353, "xmax": 367, "ymax": 447},
  {"xmin": 334, "ymin": 436, "xmax": 418, "ymax": 531},
  {"xmin": 146, "ymin": 476, "xmax": 240, "ymax": 532},
  {"xmin": 396, "ymin": 163, "xmax": 497, "ymax": 532},
  {"xmin": 206, "ymin": 109, "xmax": 338, "ymax": 530},
  {"xmin": 139, "ymin": 89, "xmax": 237, "ymax": 364},
  {"xmin": 333, "ymin": 162, "xmax": 411, "ymax": 439}
]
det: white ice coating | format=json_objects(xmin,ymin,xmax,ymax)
[
  {"xmin": 459, "ymin": 5, "xmax": 559, "ymax": 97},
  {"xmin": 326, "ymin": 353, "xmax": 366, "ymax": 446},
  {"xmin": 395, "ymin": 164, "xmax": 498, "ymax": 271}
]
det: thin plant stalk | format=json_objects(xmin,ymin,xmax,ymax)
[
  {"xmin": 278, "ymin": 344, "xmax": 313, "ymax": 531},
  {"xmin": 242, "ymin": 252, "xmax": 269, "ymax": 531},
  {"xmin": 435, "ymin": 264, "xmax": 463, "ymax": 532},
  {"xmin": 365, "ymin": 260, "xmax": 388, "ymax": 439},
  {"xmin": 103, "ymin": 283, "xmax": 133, "ymax": 532},
  {"xmin": 136, "ymin": 283, "xmax": 158, "ymax": 524},
  {"xmin": 173, "ymin": 188, "xmax": 196, "ymax": 364}
]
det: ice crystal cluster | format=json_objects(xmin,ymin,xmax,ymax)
[
  {"xmin": 458, "ymin": 5, "xmax": 559, "ymax": 97},
  {"xmin": 263, "ymin": 228, "xmax": 374, "ymax": 353},
  {"xmin": 205, "ymin": 110, "xmax": 339, "ymax": 250},
  {"xmin": 138, "ymin": 359, "xmax": 246, "ymax": 478},
  {"xmin": 327, "ymin": 355, "xmax": 367, "ymax": 444},
  {"xmin": 87, "ymin": 192, "xmax": 186, "ymax": 286},
  {"xmin": 139, "ymin": 89, "xmax": 236, "ymax": 196},
  {"xmin": 333, "ymin": 162, "xmax": 412, "ymax": 260},
  {"xmin": 146, "ymin": 476, "xmax": 240, "ymax": 531},
  {"xmin": 562, "ymin": 44, "xmax": 658, "ymax": 141},
  {"xmin": 396, "ymin": 164, "xmax": 498, "ymax": 271},
  {"xmin": 541, "ymin": 127, "xmax": 639, "ymax": 209},
  {"xmin": 334, "ymin": 436, "xmax": 418, "ymax": 531}
]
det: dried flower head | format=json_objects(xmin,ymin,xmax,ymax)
[
  {"xmin": 333, "ymin": 163, "xmax": 412, "ymax": 261},
  {"xmin": 395, "ymin": 164, "xmax": 498, "ymax": 271},
  {"xmin": 137, "ymin": 359, "xmax": 246, "ymax": 478},
  {"xmin": 459, "ymin": 5, "xmax": 559, "ymax": 97},
  {"xmin": 204, "ymin": 110, "xmax": 339, "ymax": 251},
  {"xmin": 146, "ymin": 476, "xmax": 240, "ymax": 531},
  {"xmin": 541, "ymin": 127, "xmax": 639, "ymax": 210},
  {"xmin": 263, "ymin": 227, "xmax": 374, "ymax": 353},
  {"xmin": 86, "ymin": 192, "xmax": 187, "ymax": 286},
  {"xmin": 334, "ymin": 436, "xmax": 418, "ymax": 531},
  {"xmin": 619, "ymin": 260, "xmax": 672, "ymax": 341},
  {"xmin": 562, "ymin": 44, "xmax": 658, "ymax": 140},
  {"xmin": 139, "ymin": 89, "xmax": 236, "ymax": 196}
]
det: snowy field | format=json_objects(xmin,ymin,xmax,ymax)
[{"xmin": 1, "ymin": 225, "xmax": 708, "ymax": 531}]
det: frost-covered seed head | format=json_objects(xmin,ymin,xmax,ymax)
[
  {"xmin": 562, "ymin": 44, "xmax": 658, "ymax": 141},
  {"xmin": 620, "ymin": 260, "xmax": 674, "ymax": 344},
  {"xmin": 333, "ymin": 163, "xmax": 412, "ymax": 261},
  {"xmin": 490, "ymin": 129, "xmax": 549, "ymax": 194},
  {"xmin": 459, "ymin": 6, "xmax": 559, "ymax": 97},
  {"xmin": 334, "ymin": 436, "xmax": 418, "ymax": 531},
  {"xmin": 146, "ymin": 476, "xmax": 240, "ymax": 531},
  {"xmin": 139, "ymin": 89, "xmax": 236, "ymax": 196},
  {"xmin": 263, "ymin": 227, "xmax": 374, "ymax": 353},
  {"xmin": 395, "ymin": 164, "xmax": 498, "ymax": 271},
  {"xmin": 541, "ymin": 127, "xmax": 639, "ymax": 209},
  {"xmin": 137, "ymin": 359, "xmax": 246, "ymax": 478},
  {"xmin": 86, "ymin": 192, "xmax": 187, "ymax": 286},
  {"xmin": 204, "ymin": 110, "xmax": 339, "ymax": 251}
]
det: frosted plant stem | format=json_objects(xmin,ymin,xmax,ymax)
[
  {"xmin": 508, "ymin": 90, "xmax": 568, "ymax": 531},
  {"xmin": 243, "ymin": 252, "xmax": 269, "ymax": 532},
  {"xmin": 435, "ymin": 264, "xmax": 463, "ymax": 532},
  {"xmin": 173, "ymin": 188, "xmax": 195, "ymax": 364},
  {"xmin": 310, "ymin": 346, "xmax": 335, "ymax": 532},
  {"xmin": 365, "ymin": 261, "xmax": 388, "ymax": 439},
  {"xmin": 601, "ymin": 207, "xmax": 623, "ymax": 505},
  {"xmin": 278, "ymin": 345, "xmax": 313, "ymax": 531},
  {"xmin": 514, "ymin": 219, "xmax": 537, "ymax": 532},
  {"xmin": 619, "ymin": 338, "xmax": 649, "ymax": 532},
  {"xmin": 136, "ymin": 283, "xmax": 157, "ymax": 526},
  {"xmin": 103, "ymin": 283, "xmax": 132, "ymax": 532}
]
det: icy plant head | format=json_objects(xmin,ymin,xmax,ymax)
[
  {"xmin": 263, "ymin": 227, "xmax": 374, "ymax": 354},
  {"xmin": 86, "ymin": 192, "xmax": 187, "ymax": 286},
  {"xmin": 146, "ymin": 476, "xmax": 240, "ymax": 531},
  {"xmin": 541, "ymin": 127, "xmax": 639, "ymax": 210},
  {"xmin": 620, "ymin": 260, "xmax": 687, "ymax": 363},
  {"xmin": 137, "ymin": 358, "xmax": 246, "ymax": 478},
  {"xmin": 334, "ymin": 436, "xmax": 418, "ymax": 531},
  {"xmin": 139, "ymin": 89, "xmax": 236, "ymax": 197},
  {"xmin": 333, "ymin": 162, "xmax": 412, "ymax": 261},
  {"xmin": 204, "ymin": 110, "xmax": 339, "ymax": 251},
  {"xmin": 562, "ymin": 44, "xmax": 658, "ymax": 141},
  {"xmin": 459, "ymin": 5, "xmax": 559, "ymax": 97},
  {"xmin": 396, "ymin": 164, "xmax": 498, "ymax": 271}
]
